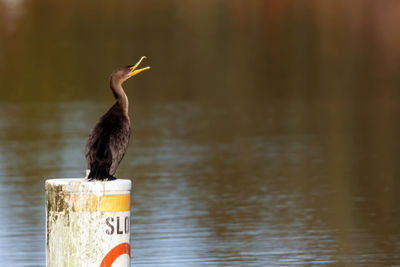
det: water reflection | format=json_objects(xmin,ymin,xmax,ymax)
[{"xmin": 1, "ymin": 0, "xmax": 400, "ymax": 266}]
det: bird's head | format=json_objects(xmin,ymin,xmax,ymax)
[{"xmin": 110, "ymin": 56, "xmax": 150, "ymax": 85}]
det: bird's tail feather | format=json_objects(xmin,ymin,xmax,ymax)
[{"xmin": 88, "ymin": 164, "xmax": 109, "ymax": 180}]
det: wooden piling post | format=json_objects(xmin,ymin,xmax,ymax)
[{"xmin": 45, "ymin": 178, "xmax": 132, "ymax": 267}]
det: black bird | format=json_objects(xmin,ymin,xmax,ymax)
[{"xmin": 85, "ymin": 57, "xmax": 150, "ymax": 181}]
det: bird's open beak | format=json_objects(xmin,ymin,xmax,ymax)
[{"xmin": 130, "ymin": 56, "xmax": 150, "ymax": 77}]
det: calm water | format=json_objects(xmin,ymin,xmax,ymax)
[{"xmin": 1, "ymin": 0, "xmax": 400, "ymax": 266}]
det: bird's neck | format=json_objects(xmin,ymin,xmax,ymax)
[{"xmin": 110, "ymin": 79, "xmax": 129, "ymax": 115}]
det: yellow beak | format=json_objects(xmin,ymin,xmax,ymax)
[{"xmin": 130, "ymin": 56, "xmax": 150, "ymax": 76}]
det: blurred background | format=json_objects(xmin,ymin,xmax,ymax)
[{"xmin": 1, "ymin": 0, "xmax": 400, "ymax": 266}]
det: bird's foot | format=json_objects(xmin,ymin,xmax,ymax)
[
  {"xmin": 87, "ymin": 177, "xmax": 105, "ymax": 182},
  {"xmin": 107, "ymin": 176, "xmax": 117, "ymax": 181}
]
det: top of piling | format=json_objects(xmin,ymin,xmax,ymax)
[{"xmin": 45, "ymin": 178, "xmax": 132, "ymax": 194}]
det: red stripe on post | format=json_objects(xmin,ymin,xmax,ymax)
[{"xmin": 100, "ymin": 242, "xmax": 130, "ymax": 267}]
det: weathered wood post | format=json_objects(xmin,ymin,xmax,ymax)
[{"xmin": 45, "ymin": 178, "xmax": 132, "ymax": 267}]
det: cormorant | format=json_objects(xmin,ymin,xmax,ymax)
[{"xmin": 85, "ymin": 56, "xmax": 150, "ymax": 181}]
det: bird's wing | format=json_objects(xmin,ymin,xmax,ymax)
[
  {"xmin": 85, "ymin": 125, "xmax": 101, "ymax": 169},
  {"xmin": 85, "ymin": 117, "xmax": 112, "ymax": 170},
  {"xmin": 109, "ymin": 123, "xmax": 131, "ymax": 176}
]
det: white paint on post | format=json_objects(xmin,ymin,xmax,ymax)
[{"xmin": 45, "ymin": 178, "xmax": 132, "ymax": 267}]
